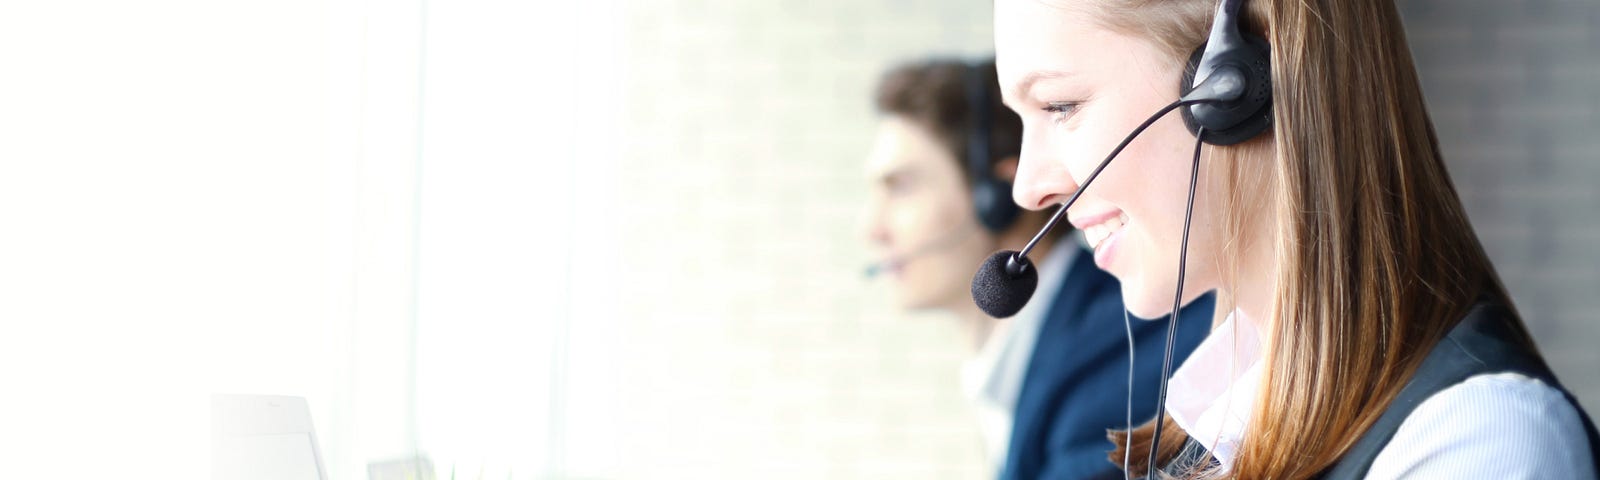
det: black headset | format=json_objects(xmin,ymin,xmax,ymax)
[
  {"xmin": 1181, "ymin": 0, "xmax": 1273, "ymax": 146},
  {"xmin": 1145, "ymin": 0, "xmax": 1273, "ymax": 474},
  {"xmin": 964, "ymin": 62, "xmax": 1022, "ymax": 233}
]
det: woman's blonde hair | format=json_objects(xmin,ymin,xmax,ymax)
[{"xmin": 1075, "ymin": 0, "xmax": 1531, "ymax": 477}]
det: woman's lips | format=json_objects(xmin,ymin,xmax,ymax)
[{"xmin": 1081, "ymin": 212, "xmax": 1129, "ymax": 269}]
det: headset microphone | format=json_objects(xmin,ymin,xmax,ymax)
[
  {"xmin": 863, "ymin": 224, "xmax": 980, "ymax": 279},
  {"xmin": 966, "ymin": 58, "xmax": 1255, "ymax": 316},
  {"xmin": 969, "ymin": 94, "xmax": 1212, "ymax": 318}
]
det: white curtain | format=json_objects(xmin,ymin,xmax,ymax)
[
  {"xmin": 0, "ymin": 0, "xmax": 620, "ymax": 478},
  {"xmin": 412, "ymin": 0, "xmax": 622, "ymax": 478}
]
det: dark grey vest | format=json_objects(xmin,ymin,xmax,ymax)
[{"xmin": 1156, "ymin": 303, "xmax": 1600, "ymax": 478}]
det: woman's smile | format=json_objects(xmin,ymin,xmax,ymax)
[{"xmin": 1074, "ymin": 209, "xmax": 1129, "ymax": 269}]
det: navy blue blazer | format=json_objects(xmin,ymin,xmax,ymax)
[{"xmin": 1000, "ymin": 246, "xmax": 1214, "ymax": 480}]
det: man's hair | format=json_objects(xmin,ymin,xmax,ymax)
[{"xmin": 873, "ymin": 58, "xmax": 1023, "ymax": 185}]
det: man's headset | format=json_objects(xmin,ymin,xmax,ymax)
[
  {"xmin": 965, "ymin": 62, "xmax": 1023, "ymax": 233},
  {"xmin": 969, "ymin": 0, "xmax": 1271, "ymax": 475},
  {"xmin": 865, "ymin": 61, "xmax": 1021, "ymax": 278}
]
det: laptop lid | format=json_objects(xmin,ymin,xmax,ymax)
[{"xmin": 212, "ymin": 394, "xmax": 328, "ymax": 480}]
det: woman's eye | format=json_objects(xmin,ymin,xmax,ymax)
[{"xmin": 1043, "ymin": 102, "xmax": 1080, "ymax": 124}]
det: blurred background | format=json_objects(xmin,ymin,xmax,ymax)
[{"xmin": 0, "ymin": 0, "xmax": 1594, "ymax": 479}]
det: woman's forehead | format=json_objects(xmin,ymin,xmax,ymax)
[
  {"xmin": 996, "ymin": 2, "xmax": 1177, "ymax": 102},
  {"xmin": 994, "ymin": 1, "xmax": 1110, "ymax": 88}
]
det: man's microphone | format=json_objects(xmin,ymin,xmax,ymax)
[
  {"xmin": 863, "ymin": 224, "xmax": 980, "ymax": 278},
  {"xmin": 969, "ymin": 68, "xmax": 1245, "ymax": 318}
]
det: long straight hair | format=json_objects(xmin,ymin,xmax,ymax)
[{"xmin": 1078, "ymin": 0, "xmax": 1531, "ymax": 477}]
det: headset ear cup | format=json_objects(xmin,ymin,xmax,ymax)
[
  {"xmin": 972, "ymin": 179, "xmax": 1021, "ymax": 233},
  {"xmin": 1180, "ymin": 35, "xmax": 1274, "ymax": 146}
]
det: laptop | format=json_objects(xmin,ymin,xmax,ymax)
[{"xmin": 212, "ymin": 394, "xmax": 329, "ymax": 480}]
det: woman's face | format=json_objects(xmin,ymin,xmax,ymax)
[{"xmin": 995, "ymin": 0, "xmax": 1223, "ymax": 319}]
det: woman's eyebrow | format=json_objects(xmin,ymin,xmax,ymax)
[{"xmin": 1005, "ymin": 69, "xmax": 1075, "ymax": 106}]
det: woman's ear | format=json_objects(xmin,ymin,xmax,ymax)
[{"xmin": 993, "ymin": 156, "xmax": 1020, "ymax": 183}]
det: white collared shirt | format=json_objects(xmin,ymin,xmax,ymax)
[
  {"xmin": 961, "ymin": 241, "xmax": 1078, "ymax": 473},
  {"xmin": 1164, "ymin": 310, "xmax": 1596, "ymax": 478},
  {"xmin": 1163, "ymin": 310, "xmax": 1263, "ymax": 468}
]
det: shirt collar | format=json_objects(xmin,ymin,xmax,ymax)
[{"xmin": 1164, "ymin": 309, "xmax": 1265, "ymax": 470}]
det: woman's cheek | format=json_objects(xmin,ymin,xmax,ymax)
[{"xmin": 1060, "ymin": 138, "xmax": 1104, "ymax": 187}]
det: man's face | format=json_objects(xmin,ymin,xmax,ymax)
[{"xmin": 861, "ymin": 116, "xmax": 995, "ymax": 312}]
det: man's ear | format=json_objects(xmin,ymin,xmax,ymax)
[{"xmin": 992, "ymin": 156, "xmax": 1019, "ymax": 183}]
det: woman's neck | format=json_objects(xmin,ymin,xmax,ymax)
[{"xmin": 1228, "ymin": 230, "xmax": 1280, "ymax": 334}]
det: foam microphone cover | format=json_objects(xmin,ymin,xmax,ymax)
[{"xmin": 971, "ymin": 250, "xmax": 1038, "ymax": 318}]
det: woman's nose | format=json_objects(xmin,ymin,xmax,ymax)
[{"xmin": 1011, "ymin": 133, "xmax": 1078, "ymax": 211}]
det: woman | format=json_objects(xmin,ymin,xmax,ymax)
[{"xmin": 992, "ymin": 0, "xmax": 1598, "ymax": 478}]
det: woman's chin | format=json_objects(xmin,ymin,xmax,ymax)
[
  {"xmin": 1121, "ymin": 287, "xmax": 1178, "ymax": 320},
  {"xmin": 1127, "ymin": 305, "xmax": 1176, "ymax": 321},
  {"xmin": 1123, "ymin": 281, "xmax": 1218, "ymax": 320}
]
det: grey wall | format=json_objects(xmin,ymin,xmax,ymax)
[{"xmin": 1399, "ymin": 1, "xmax": 1600, "ymax": 412}]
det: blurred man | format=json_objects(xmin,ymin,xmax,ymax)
[{"xmin": 861, "ymin": 58, "xmax": 1213, "ymax": 479}]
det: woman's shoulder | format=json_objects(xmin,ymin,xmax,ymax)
[{"xmin": 1367, "ymin": 372, "xmax": 1597, "ymax": 479}]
